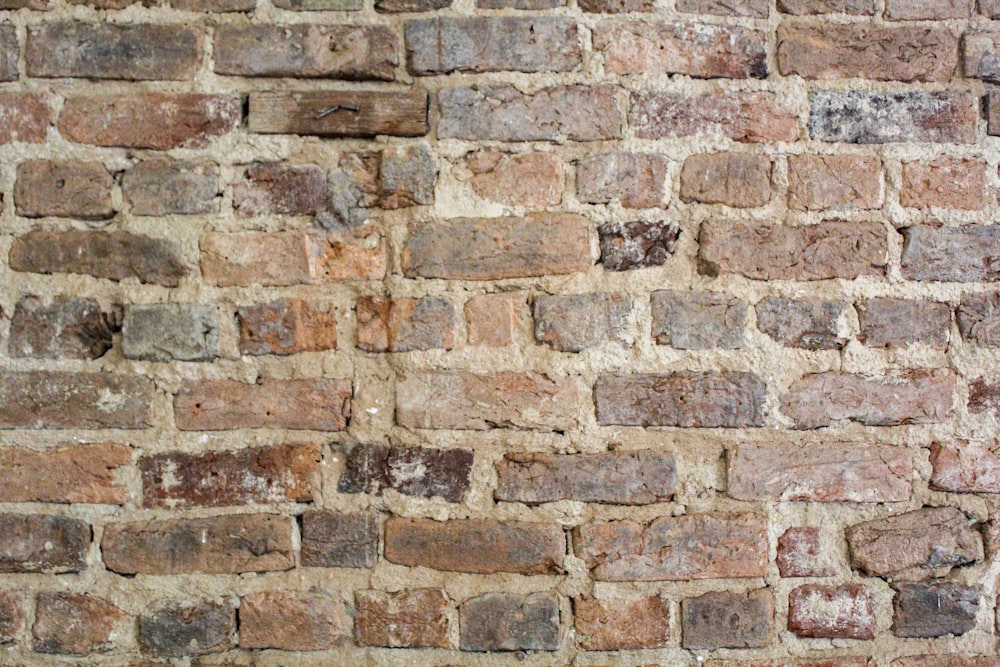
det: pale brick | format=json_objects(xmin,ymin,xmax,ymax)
[
  {"xmin": 338, "ymin": 443, "xmax": 473, "ymax": 502},
  {"xmin": 465, "ymin": 293, "xmax": 525, "ymax": 346},
  {"xmin": 356, "ymin": 296, "xmax": 455, "ymax": 352},
  {"xmin": 787, "ymin": 154, "xmax": 882, "ymax": 211},
  {"xmin": 777, "ymin": 527, "xmax": 836, "ymax": 578},
  {"xmin": 355, "ymin": 589, "xmax": 450, "ymax": 648},
  {"xmin": 930, "ymin": 441, "xmax": 1000, "ymax": 493},
  {"xmin": 788, "ymin": 585, "xmax": 874, "ymax": 640},
  {"xmin": 466, "ymin": 152, "xmax": 563, "ymax": 207},
  {"xmin": 810, "ymin": 91, "xmax": 978, "ymax": 144},
  {"xmin": 574, "ymin": 596, "xmax": 670, "ymax": 650},
  {"xmin": 576, "ymin": 152, "xmax": 668, "ymax": 208},
  {"xmin": 756, "ymin": 297, "xmax": 847, "ymax": 350},
  {"xmin": 857, "ymin": 298, "xmax": 951, "ymax": 349},
  {"xmin": 901, "ymin": 159, "xmax": 986, "ymax": 210},
  {"xmin": 902, "ymin": 226, "xmax": 1000, "ymax": 282},
  {"xmin": 123, "ymin": 160, "xmax": 219, "ymax": 216},
  {"xmin": 631, "ymin": 91, "xmax": 799, "ymax": 143},
  {"xmin": 122, "ymin": 303, "xmax": 218, "ymax": 362},
  {"xmin": 533, "ymin": 292, "xmax": 631, "ymax": 352},
  {"xmin": 651, "ymin": 290, "xmax": 746, "ymax": 349},
  {"xmin": 239, "ymin": 591, "xmax": 350, "ymax": 650}
]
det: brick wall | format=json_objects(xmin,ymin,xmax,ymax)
[{"xmin": 0, "ymin": 0, "xmax": 999, "ymax": 664}]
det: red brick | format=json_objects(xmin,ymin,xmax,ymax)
[
  {"xmin": 15, "ymin": 160, "xmax": 113, "ymax": 219},
  {"xmin": 787, "ymin": 154, "xmax": 882, "ymax": 211},
  {"xmin": 239, "ymin": 591, "xmax": 350, "ymax": 651},
  {"xmin": 707, "ymin": 660, "xmax": 875, "ymax": 667},
  {"xmin": 355, "ymin": 589, "xmax": 450, "ymax": 648},
  {"xmin": 630, "ymin": 91, "xmax": 799, "ymax": 143},
  {"xmin": 574, "ymin": 595, "xmax": 670, "ymax": 650},
  {"xmin": 681, "ymin": 152, "xmax": 771, "ymax": 208},
  {"xmin": 237, "ymin": 300, "xmax": 337, "ymax": 356},
  {"xmin": 777, "ymin": 527, "xmax": 836, "ymax": 578},
  {"xmin": 0, "ymin": 94, "xmax": 50, "ymax": 143},
  {"xmin": 466, "ymin": 152, "xmax": 563, "ymax": 207},
  {"xmin": 123, "ymin": 160, "xmax": 219, "ymax": 216},
  {"xmin": 857, "ymin": 298, "xmax": 951, "ymax": 348},
  {"xmin": 459, "ymin": 592, "xmax": 559, "ymax": 652},
  {"xmin": 893, "ymin": 657, "xmax": 1000, "ymax": 667},
  {"xmin": 677, "ymin": 0, "xmax": 766, "ymax": 16},
  {"xmin": 756, "ymin": 297, "xmax": 847, "ymax": 350},
  {"xmin": 33, "ymin": 593, "xmax": 128, "ymax": 655},
  {"xmin": 682, "ymin": 589, "xmax": 773, "ymax": 649},
  {"xmin": 969, "ymin": 377, "xmax": 1000, "ymax": 415},
  {"xmin": 301, "ymin": 510, "xmax": 379, "ymax": 568},
  {"xmin": 0, "ymin": 593, "xmax": 22, "ymax": 644},
  {"xmin": 465, "ymin": 293, "xmax": 525, "ymax": 346},
  {"xmin": 930, "ymin": 441, "xmax": 1000, "ymax": 493},
  {"xmin": 533, "ymin": 292, "xmax": 631, "ymax": 352},
  {"xmin": 339, "ymin": 443, "xmax": 472, "ymax": 502},
  {"xmin": 902, "ymin": 225, "xmax": 1000, "ymax": 283},
  {"xmin": 893, "ymin": 582, "xmax": 979, "ymax": 638},
  {"xmin": 9, "ymin": 296, "xmax": 118, "ymax": 360},
  {"xmin": 788, "ymin": 585, "xmax": 874, "ymax": 640},
  {"xmin": 233, "ymin": 163, "xmax": 327, "ymax": 217},
  {"xmin": 139, "ymin": 602, "xmax": 234, "ymax": 658},
  {"xmin": 901, "ymin": 159, "xmax": 986, "ymax": 211},
  {"xmin": 810, "ymin": 91, "xmax": 978, "ymax": 144},
  {"xmin": 599, "ymin": 220, "xmax": 680, "ymax": 271},
  {"xmin": 577, "ymin": 152, "xmax": 667, "ymax": 208},
  {"xmin": 0, "ymin": 514, "xmax": 89, "ymax": 573},
  {"xmin": 885, "ymin": 0, "xmax": 972, "ymax": 19},
  {"xmin": 651, "ymin": 290, "xmax": 746, "ymax": 349},
  {"xmin": 357, "ymin": 296, "xmax": 455, "ymax": 352},
  {"xmin": 0, "ymin": 444, "xmax": 130, "ymax": 504},
  {"xmin": 0, "ymin": 371, "xmax": 153, "ymax": 430}
]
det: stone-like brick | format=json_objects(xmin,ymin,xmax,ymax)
[
  {"xmin": 233, "ymin": 163, "xmax": 327, "ymax": 217},
  {"xmin": 788, "ymin": 585, "xmax": 874, "ymax": 640},
  {"xmin": 0, "ymin": 371, "xmax": 154, "ymax": 430},
  {"xmin": 0, "ymin": 94, "xmax": 51, "ymax": 144},
  {"xmin": 465, "ymin": 293, "xmax": 525, "ymax": 346},
  {"xmin": 33, "ymin": 593, "xmax": 127, "ymax": 655},
  {"xmin": 301, "ymin": 510, "xmax": 379, "ymax": 568},
  {"xmin": 466, "ymin": 152, "xmax": 562, "ymax": 207},
  {"xmin": 0, "ymin": 26, "xmax": 17, "ymax": 81},
  {"xmin": 903, "ymin": 226, "xmax": 1000, "ymax": 283},
  {"xmin": 682, "ymin": 589, "xmax": 774, "ymax": 649},
  {"xmin": 0, "ymin": 593, "xmax": 22, "ymax": 644},
  {"xmin": 459, "ymin": 592, "xmax": 559, "ymax": 652},
  {"xmin": 651, "ymin": 290, "xmax": 746, "ymax": 349},
  {"xmin": 756, "ymin": 297, "xmax": 847, "ymax": 350},
  {"xmin": 580, "ymin": 0, "xmax": 651, "ymax": 11},
  {"xmin": 0, "ymin": 444, "xmax": 130, "ymax": 505},
  {"xmin": 122, "ymin": 304, "xmax": 218, "ymax": 362},
  {"xmin": 396, "ymin": 370, "xmax": 583, "ymax": 431},
  {"xmin": 787, "ymin": 154, "xmax": 882, "ymax": 211},
  {"xmin": 27, "ymin": 23, "xmax": 201, "ymax": 80},
  {"xmin": 478, "ymin": 0, "xmax": 561, "ymax": 7},
  {"xmin": 495, "ymin": 450, "xmax": 676, "ymax": 505},
  {"xmin": 533, "ymin": 292, "xmax": 631, "ymax": 352},
  {"xmin": 894, "ymin": 583, "xmax": 979, "ymax": 638},
  {"xmin": 595, "ymin": 372, "xmax": 766, "ymax": 428},
  {"xmin": 239, "ymin": 591, "xmax": 350, "ymax": 650},
  {"xmin": 984, "ymin": 0, "xmax": 1000, "ymax": 17},
  {"xmin": 385, "ymin": 518, "xmax": 564, "ymax": 574},
  {"xmin": 930, "ymin": 441, "xmax": 1000, "ymax": 493},
  {"xmin": 965, "ymin": 32, "xmax": 1000, "ymax": 83},
  {"xmin": 781, "ymin": 369, "xmax": 955, "ymax": 429},
  {"xmin": 9, "ymin": 296, "xmax": 118, "ymax": 360},
  {"xmin": 698, "ymin": 221, "xmax": 887, "ymax": 281},
  {"xmin": 338, "ymin": 443, "xmax": 473, "ymax": 502},
  {"xmin": 406, "ymin": 17, "xmax": 579, "ymax": 75},
  {"xmin": 357, "ymin": 296, "xmax": 455, "ymax": 352},
  {"xmin": 574, "ymin": 595, "xmax": 670, "ymax": 650},
  {"xmin": 594, "ymin": 21, "xmax": 766, "ymax": 78},
  {"xmin": 857, "ymin": 298, "xmax": 951, "ymax": 349},
  {"xmin": 847, "ymin": 507, "xmax": 983, "ymax": 579},
  {"xmin": 139, "ymin": 602, "xmax": 234, "ymax": 657},
  {"xmin": 728, "ymin": 442, "xmax": 912, "ymax": 502},
  {"xmin": 0, "ymin": 514, "xmax": 89, "ymax": 573},
  {"xmin": 380, "ymin": 143, "xmax": 435, "ymax": 208},
  {"xmin": 901, "ymin": 159, "xmax": 986, "ymax": 210},
  {"xmin": 779, "ymin": 0, "xmax": 873, "ymax": 11},
  {"xmin": 377, "ymin": 0, "xmax": 449, "ymax": 9},
  {"xmin": 174, "ymin": 378, "xmax": 351, "ymax": 431},
  {"xmin": 325, "ymin": 151, "xmax": 378, "ymax": 227},
  {"xmin": 215, "ymin": 25, "xmax": 395, "ymax": 79},
  {"xmin": 886, "ymin": 0, "xmax": 972, "ymax": 19},
  {"xmin": 969, "ymin": 377, "xmax": 1000, "ymax": 415},
  {"xmin": 575, "ymin": 514, "xmax": 767, "ymax": 581},
  {"xmin": 123, "ymin": 160, "xmax": 218, "ymax": 216},
  {"xmin": 677, "ymin": 0, "xmax": 767, "ymax": 16},
  {"xmin": 577, "ymin": 152, "xmax": 668, "ymax": 209},
  {"xmin": 707, "ymin": 659, "xmax": 876, "ymax": 667},
  {"xmin": 238, "ymin": 299, "xmax": 337, "ymax": 356},
  {"xmin": 438, "ymin": 85, "xmax": 621, "ymax": 142},
  {"xmin": 809, "ymin": 91, "xmax": 978, "ymax": 144},
  {"xmin": 777, "ymin": 526, "xmax": 836, "ymax": 578},
  {"xmin": 103, "ymin": 514, "xmax": 294, "ymax": 575},
  {"xmin": 355, "ymin": 589, "xmax": 450, "ymax": 648},
  {"xmin": 14, "ymin": 160, "xmax": 113, "ymax": 220},
  {"xmin": 893, "ymin": 658, "xmax": 1000, "ymax": 667},
  {"xmin": 680, "ymin": 152, "xmax": 771, "ymax": 208},
  {"xmin": 275, "ymin": 0, "xmax": 358, "ymax": 8},
  {"xmin": 599, "ymin": 220, "xmax": 680, "ymax": 271},
  {"xmin": 630, "ymin": 91, "xmax": 799, "ymax": 143}
]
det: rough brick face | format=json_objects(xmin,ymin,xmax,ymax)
[
  {"xmin": 893, "ymin": 583, "xmax": 979, "ymax": 638},
  {"xmin": 958, "ymin": 293, "xmax": 1000, "ymax": 346},
  {"xmin": 15, "ymin": 160, "xmax": 114, "ymax": 219},
  {"xmin": 755, "ymin": 297, "xmax": 846, "ymax": 350},
  {"xmin": 122, "ymin": 303, "xmax": 218, "ymax": 362},
  {"xmin": 809, "ymin": 91, "xmax": 978, "ymax": 144},
  {"xmin": 777, "ymin": 527, "xmax": 836, "ymax": 578},
  {"xmin": 533, "ymin": 292, "xmax": 631, "ymax": 351},
  {"xmin": 301, "ymin": 510, "xmax": 379, "ymax": 568},
  {"xmin": 651, "ymin": 290, "xmax": 746, "ymax": 349},
  {"xmin": 680, "ymin": 152, "xmax": 772, "ymax": 207},
  {"xmin": 576, "ymin": 152, "xmax": 668, "ymax": 208},
  {"xmin": 682, "ymin": 589, "xmax": 774, "ymax": 649},
  {"xmin": 123, "ymin": 160, "xmax": 219, "ymax": 216},
  {"xmin": 239, "ymin": 591, "xmax": 351, "ymax": 650},
  {"xmin": 901, "ymin": 159, "xmax": 986, "ymax": 210},
  {"xmin": 460, "ymin": 592, "xmax": 559, "ymax": 652},
  {"xmin": 0, "ymin": 371, "xmax": 154, "ymax": 429},
  {"xmin": 355, "ymin": 589, "xmax": 450, "ymax": 648},
  {"xmin": 678, "ymin": 0, "xmax": 766, "ymax": 16},
  {"xmin": 856, "ymin": 298, "xmax": 951, "ymax": 349},
  {"xmin": 0, "ymin": 94, "xmax": 51, "ymax": 143},
  {"xmin": 338, "ymin": 443, "xmax": 473, "ymax": 502},
  {"xmin": 465, "ymin": 293, "xmax": 524, "ymax": 346},
  {"xmin": 466, "ymin": 152, "xmax": 563, "ymax": 207},
  {"xmin": 931, "ymin": 441, "xmax": 1000, "ymax": 493},
  {"xmin": 0, "ymin": 514, "xmax": 89, "ymax": 573},
  {"xmin": 885, "ymin": 0, "xmax": 972, "ymax": 19},
  {"xmin": 357, "ymin": 295, "xmax": 455, "ymax": 352},
  {"xmin": 903, "ymin": 225, "xmax": 1000, "ymax": 283},
  {"xmin": 139, "ymin": 602, "xmax": 234, "ymax": 657},
  {"xmin": 9, "ymin": 296, "xmax": 118, "ymax": 360},
  {"xmin": 599, "ymin": 220, "xmax": 680, "ymax": 271},
  {"xmin": 33, "ymin": 593, "xmax": 127, "ymax": 655},
  {"xmin": 233, "ymin": 163, "xmax": 327, "ymax": 217},
  {"xmin": 0, "ymin": 444, "xmax": 130, "ymax": 504},
  {"xmin": 788, "ymin": 585, "xmax": 874, "ymax": 640},
  {"xmin": 238, "ymin": 299, "xmax": 338, "ymax": 355},
  {"xmin": 787, "ymin": 154, "xmax": 882, "ymax": 211},
  {"xmin": 574, "ymin": 595, "xmax": 670, "ymax": 649},
  {"xmin": 0, "ymin": 593, "xmax": 23, "ymax": 644},
  {"xmin": 630, "ymin": 91, "xmax": 799, "ymax": 142}
]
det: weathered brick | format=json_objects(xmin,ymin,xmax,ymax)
[
  {"xmin": 893, "ymin": 658, "xmax": 1000, "ymax": 667},
  {"xmin": 465, "ymin": 293, "xmax": 525, "ymax": 346},
  {"xmin": 682, "ymin": 589, "xmax": 774, "ymax": 649},
  {"xmin": 777, "ymin": 526, "xmax": 836, "ymax": 578},
  {"xmin": 707, "ymin": 659, "xmax": 876, "ymax": 667},
  {"xmin": 903, "ymin": 226, "xmax": 1000, "ymax": 283},
  {"xmin": 969, "ymin": 377, "xmax": 1000, "ymax": 415},
  {"xmin": 779, "ymin": 0, "xmax": 873, "ymax": 11},
  {"xmin": 377, "ymin": 0, "xmax": 448, "ymax": 10},
  {"xmin": 460, "ymin": 592, "xmax": 559, "ymax": 652},
  {"xmin": 406, "ymin": 18, "xmax": 579, "ymax": 75},
  {"xmin": 324, "ymin": 151, "xmax": 378, "ymax": 227},
  {"xmin": 631, "ymin": 91, "xmax": 799, "ymax": 143},
  {"xmin": 0, "ymin": 514, "xmax": 89, "ymax": 573},
  {"xmin": 0, "ymin": 0, "xmax": 44, "ymax": 7},
  {"xmin": 60, "ymin": 94, "xmax": 240, "ymax": 149},
  {"xmin": 0, "ymin": 593, "xmax": 23, "ymax": 644},
  {"xmin": 984, "ymin": 0, "xmax": 1000, "ymax": 17},
  {"xmin": 886, "ymin": 0, "xmax": 972, "ymax": 19},
  {"xmin": 987, "ymin": 91, "xmax": 1000, "ymax": 136},
  {"xmin": 122, "ymin": 304, "xmax": 218, "ymax": 362},
  {"xmin": 575, "ymin": 514, "xmax": 767, "ymax": 581},
  {"xmin": 380, "ymin": 143, "xmax": 435, "ymax": 208},
  {"xmin": 698, "ymin": 221, "xmax": 887, "ymax": 281},
  {"xmin": 847, "ymin": 507, "xmax": 983, "ymax": 579},
  {"xmin": 123, "ymin": 160, "xmax": 219, "ymax": 216},
  {"xmin": 355, "ymin": 589, "xmax": 450, "ymax": 648},
  {"xmin": 173, "ymin": 0, "xmax": 255, "ymax": 9},
  {"xmin": 233, "ymin": 163, "xmax": 327, "ymax": 217},
  {"xmin": 787, "ymin": 154, "xmax": 882, "ymax": 211},
  {"xmin": 756, "ymin": 297, "xmax": 847, "ymax": 350},
  {"xmin": 577, "ymin": 152, "xmax": 667, "ymax": 209},
  {"xmin": 810, "ymin": 91, "xmax": 978, "ymax": 144},
  {"xmin": 215, "ymin": 25, "xmax": 395, "ymax": 79},
  {"xmin": 677, "ymin": 0, "xmax": 767, "ymax": 16},
  {"xmin": 857, "ymin": 298, "xmax": 951, "ymax": 349},
  {"xmin": 385, "ymin": 518, "xmax": 564, "ymax": 574},
  {"xmin": 0, "ymin": 26, "xmax": 20, "ymax": 81},
  {"xmin": 0, "ymin": 94, "xmax": 51, "ymax": 144},
  {"xmin": 574, "ymin": 595, "xmax": 670, "ymax": 650},
  {"xmin": 9, "ymin": 296, "xmax": 118, "ymax": 360},
  {"xmin": 595, "ymin": 372, "xmax": 766, "ymax": 428},
  {"xmin": 788, "ymin": 585, "xmax": 874, "ymax": 640},
  {"xmin": 397, "ymin": 370, "xmax": 582, "ymax": 431},
  {"xmin": 103, "ymin": 514, "xmax": 294, "ymax": 575},
  {"xmin": 599, "ymin": 220, "xmax": 680, "ymax": 271},
  {"xmin": 728, "ymin": 442, "xmax": 912, "ymax": 502},
  {"xmin": 0, "ymin": 371, "xmax": 153, "ymax": 430},
  {"xmin": 33, "ymin": 593, "xmax": 127, "ymax": 655},
  {"xmin": 681, "ymin": 152, "xmax": 771, "ymax": 208},
  {"xmin": 533, "ymin": 293, "xmax": 631, "ymax": 352},
  {"xmin": 15, "ymin": 160, "xmax": 113, "ymax": 220},
  {"xmin": 238, "ymin": 300, "xmax": 337, "ymax": 355},
  {"xmin": 478, "ymin": 0, "xmax": 561, "ymax": 7},
  {"xmin": 580, "ymin": 0, "xmax": 650, "ymax": 11},
  {"xmin": 930, "ymin": 441, "xmax": 1000, "ymax": 493},
  {"xmin": 466, "ymin": 152, "xmax": 562, "ymax": 207},
  {"xmin": 239, "ymin": 591, "xmax": 350, "ymax": 650},
  {"xmin": 901, "ymin": 159, "xmax": 985, "ymax": 211},
  {"xmin": 966, "ymin": 33, "xmax": 1000, "ymax": 84},
  {"xmin": 338, "ymin": 443, "xmax": 473, "ymax": 502},
  {"xmin": 139, "ymin": 602, "xmax": 234, "ymax": 657},
  {"xmin": 651, "ymin": 290, "xmax": 746, "ymax": 349},
  {"xmin": 301, "ymin": 510, "xmax": 379, "ymax": 568},
  {"xmin": 248, "ymin": 90, "xmax": 428, "ymax": 138},
  {"xmin": 495, "ymin": 450, "xmax": 675, "ymax": 505},
  {"xmin": 894, "ymin": 583, "xmax": 979, "ymax": 638},
  {"xmin": 357, "ymin": 296, "xmax": 455, "ymax": 352},
  {"xmin": 0, "ymin": 444, "xmax": 130, "ymax": 505}
]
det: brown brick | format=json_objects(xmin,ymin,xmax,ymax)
[
  {"xmin": 631, "ymin": 91, "xmax": 799, "ymax": 143},
  {"xmin": 0, "ymin": 0, "xmax": 44, "ymax": 7},
  {"xmin": 0, "ymin": 94, "xmax": 51, "ymax": 143},
  {"xmin": 357, "ymin": 296, "xmax": 455, "ymax": 352},
  {"xmin": 466, "ymin": 152, "xmax": 563, "ymax": 207},
  {"xmin": 233, "ymin": 163, "xmax": 327, "ymax": 217},
  {"xmin": 787, "ymin": 154, "xmax": 882, "ymax": 211},
  {"xmin": 886, "ymin": 0, "xmax": 972, "ymax": 19},
  {"xmin": 385, "ymin": 518, "xmax": 564, "ymax": 574},
  {"xmin": 122, "ymin": 304, "xmax": 217, "ymax": 362},
  {"xmin": 60, "ymin": 94, "xmax": 240, "ymax": 149},
  {"xmin": 300, "ymin": 510, "xmax": 379, "ymax": 568},
  {"xmin": 0, "ymin": 593, "xmax": 23, "ymax": 644},
  {"xmin": 174, "ymin": 378, "xmax": 350, "ymax": 431},
  {"xmin": 123, "ymin": 160, "xmax": 218, "ymax": 216},
  {"xmin": 0, "ymin": 371, "xmax": 153, "ymax": 430},
  {"xmin": 377, "ymin": 0, "xmax": 448, "ymax": 10},
  {"xmin": 894, "ymin": 583, "xmax": 979, "ymax": 638},
  {"xmin": 707, "ymin": 659, "xmax": 876, "ymax": 667},
  {"xmin": 902, "ymin": 225, "xmax": 1000, "ymax": 282},
  {"xmin": 966, "ymin": 32, "xmax": 1000, "ymax": 83},
  {"xmin": 810, "ymin": 91, "xmax": 978, "ymax": 144},
  {"xmin": 33, "ymin": 593, "xmax": 127, "ymax": 655},
  {"xmin": 777, "ymin": 526, "xmax": 836, "ymax": 578},
  {"xmin": 580, "ymin": 0, "xmax": 651, "ymax": 11},
  {"xmin": 677, "ymin": 0, "xmax": 766, "ymax": 16},
  {"xmin": 478, "ymin": 0, "xmax": 561, "ymax": 7},
  {"xmin": 533, "ymin": 292, "xmax": 631, "ymax": 352},
  {"xmin": 459, "ymin": 592, "xmax": 559, "ymax": 652},
  {"xmin": 173, "ymin": 0, "xmax": 255, "ymax": 9},
  {"xmin": 574, "ymin": 595, "xmax": 670, "ymax": 650},
  {"xmin": 779, "ymin": 0, "xmax": 873, "ymax": 11},
  {"xmin": 380, "ymin": 143, "xmax": 435, "ymax": 208},
  {"xmin": 682, "ymin": 589, "xmax": 774, "ymax": 649},
  {"xmin": 465, "ymin": 293, "xmax": 525, "ymax": 346},
  {"xmin": 847, "ymin": 507, "xmax": 982, "ymax": 579},
  {"xmin": 599, "ymin": 220, "xmax": 680, "ymax": 271},
  {"xmin": 396, "ymin": 370, "xmax": 582, "ymax": 431},
  {"xmin": 651, "ymin": 290, "xmax": 746, "ymax": 349},
  {"xmin": 238, "ymin": 300, "xmax": 337, "ymax": 355},
  {"xmin": 728, "ymin": 442, "xmax": 912, "ymax": 502},
  {"xmin": 969, "ymin": 377, "xmax": 1000, "ymax": 415},
  {"xmin": 239, "ymin": 591, "xmax": 350, "ymax": 650},
  {"xmin": 576, "ymin": 514, "xmax": 767, "ymax": 581},
  {"xmin": 15, "ymin": 160, "xmax": 113, "ymax": 219},
  {"xmin": 215, "ymin": 25, "xmax": 395, "ymax": 79},
  {"xmin": 248, "ymin": 90, "xmax": 428, "ymax": 138},
  {"xmin": 271, "ymin": 0, "xmax": 357, "ymax": 8},
  {"xmin": 930, "ymin": 441, "xmax": 1000, "ymax": 493},
  {"xmin": 594, "ymin": 21, "xmax": 766, "ymax": 78},
  {"xmin": 103, "ymin": 514, "xmax": 294, "ymax": 575},
  {"xmin": 595, "ymin": 372, "xmax": 766, "ymax": 428},
  {"xmin": 355, "ymin": 589, "xmax": 450, "ymax": 648},
  {"xmin": 139, "ymin": 602, "xmax": 234, "ymax": 657},
  {"xmin": 495, "ymin": 450, "xmax": 676, "ymax": 505},
  {"xmin": 893, "ymin": 657, "xmax": 1000, "ymax": 667},
  {"xmin": 698, "ymin": 221, "xmax": 887, "ymax": 281},
  {"xmin": 0, "ymin": 26, "xmax": 19, "ymax": 81},
  {"xmin": 338, "ymin": 443, "xmax": 472, "ymax": 502},
  {"xmin": 756, "ymin": 297, "xmax": 847, "ymax": 350},
  {"xmin": 681, "ymin": 152, "xmax": 771, "ymax": 208},
  {"xmin": 9, "ymin": 296, "xmax": 118, "ymax": 360},
  {"xmin": 901, "ymin": 159, "xmax": 986, "ymax": 211},
  {"xmin": 577, "ymin": 152, "xmax": 667, "ymax": 208},
  {"xmin": 0, "ymin": 514, "xmax": 89, "ymax": 573},
  {"xmin": 0, "ymin": 444, "xmax": 130, "ymax": 504},
  {"xmin": 857, "ymin": 298, "xmax": 951, "ymax": 349},
  {"xmin": 788, "ymin": 585, "xmax": 874, "ymax": 640}
]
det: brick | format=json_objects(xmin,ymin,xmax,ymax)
[
  {"xmin": 465, "ymin": 293, "xmax": 524, "ymax": 346},
  {"xmin": 495, "ymin": 450, "xmax": 676, "ymax": 505},
  {"xmin": 122, "ymin": 304, "xmax": 218, "ymax": 362},
  {"xmin": 33, "ymin": 593, "xmax": 127, "ymax": 655},
  {"xmin": 478, "ymin": 0, "xmax": 562, "ymax": 8},
  {"xmin": 707, "ymin": 660, "xmax": 875, "ymax": 667},
  {"xmin": 357, "ymin": 296, "xmax": 455, "ymax": 352},
  {"xmin": 651, "ymin": 290, "xmax": 746, "ymax": 349},
  {"xmin": 986, "ymin": 91, "xmax": 1000, "ymax": 136},
  {"xmin": 233, "ymin": 163, "xmax": 327, "ymax": 217},
  {"xmin": 847, "ymin": 506, "xmax": 982, "ymax": 579},
  {"xmin": 680, "ymin": 153, "xmax": 771, "ymax": 208},
  {"xmin": 239, "ymin": 591, "xmax": 350, "ymax": 650},
  {"xmin": 249, "ymin": 90, "xmax": 428, "ymax": 138},
  {"xmin": 533, "ymin": 293, "xmax": 631, "ymax": 352},
  {"xmin": 173, "ymin": 0, "xmax": 255, "ymax": 8},
  {"xmin": 930, "ymin": 441, "xmax": 1000, "ymax": 493},
  {"xmin": 580, "ymin": 0, "xmax": 651, "ymax": 11},
  {"xmin": 384, "ymin": 518, "xmax": 564, "ymax": 574},
  {"xmin": 102, "ymin": 514, "xmax": 294, "ymax": 575},
  {"xmin": 677, "ymin": 0, "xmax": 767, "ymax": 16},
  {"xmin": 0, "ymin": 94, "xmax": 50, "ymax": 144},
  {"xmin": 0, "ymin": 444, "xmax": 130, "ymax": 504},
  {"xmin": 857, "ymin": 298, "xmax": 951, "ymax": 349},
  {"xmin": 215, "ymin": 25, "xmax": 395, "ymax": 79},
  {"xmin": 466, "ymin": 152, "xmax": 563, "ymax": 207},
  {"xmin": 903, "ymin": 226, "xmax": 1000, "ymax": 283},
  {"xmin": 238, "ymin": 300, "xmax": 337, "ymax": 355},
  {"xmin": 141, "ymin": 444, "xmax": 321, "ymax": 508},
  {"xmin": 139, "ymin": 602, "xmax": 234, "ymax": 657},
  {"xmin": 682, "ymin": 589, "xmax": 774, "ymax": 649},
  {"xmin": 0, "ymin": 593, "xmax": 23, "ymax": 644},
  {"xmin": 728, "ymin": 442, "xmax": 912, "ymax": 502},
  {"xmin": 0, "ymin": 371, "xmax": 154, "ymax": 430},
  {"xmin": 14, "ymin": 160, "xmax": 113, "ymax": 220},
  {"xmin": 577, "ymin": 152, "xmax": 667, "ymax": 208},
  {"xmin": 901, "ymin": 159, "xmax": 986, "ymax": 210},
  {"xmin": 301, "ymin": 510, "xmax": 379, "ymax": 568},
  {"xmin": 810, "ymin": 91, "xmax": 978, "ymax": 144},
  {"xmin": 886, "ymin": 0, "xmax": 972, "ymax": 19},
  {"xmin": 777, "ymin": 526, "xmax": 836, "ymax": 577},
  {"xmin": 595, "ymin": 372, "xmax": 766, "ymax": 428},
  {"xmin": 599, "ymin": 220, "xmax": 680, "ymax": 271},
  {"xmin": 380, "ymin": 143, "xmax": 435, "ymax": 208},
  {"xmin": 175, "ymin": 378, "xmax": 350, "ymax": 431},
  {"xmin": 276, "ymin": 0, "xmax": 358, "ymax": 8},
  {"xmin": 574, "ymin": 595, "xmax": 670, "ymax": 650},
  {"xmin": 355, "ymin": 589, "xmax": 449, "ymax": 648},
  {"xmin": 123, "ymin": 160, "xmax": 219, "ymax": 216},
  {"xmin": 575, "ymin": 514, "xmax": 767, "ymax": 581},
  {"xmin": 60, "ymin": 94, "xmax": 240, "ymax": 149},
  {"xmin": 966, "ymin": 33, "xmax": 1000, "ymax": 83},
  {"xmin": 438, "ymin": 85, "xmax": 621, "ymax": 142},
  {"xmin": 756, "ymin": 297, "xmax": 847, "ymax": 350},
  {"xmin": 406, "ymin": 18, "xmax": 580, "ymax": 75},
  {"xmin": 377, "ymin": 0, "xmax": 449, "ymax": 10},
  {"xmin": 788, "ymin": 585, "xmax": 874, "ymax": 640},
  {"xmin": 325, "ymin": 152, "xmax": 378, "ymax": 227},
  {"xmin": 397, "ymin": 370, "xmax": 582, "ymax": 431},
  {"xmin": 9, "ymin": 296, "xmax": 118, "ymax": 360},
  {"xmin": 0, "ymin": 26, "xmax": 18, "ymax": 81},
  {"xmin": 969, "ymin": 377, "xmax": 1000, "ymax": 415},
  {"xmin": 0, "ymin": 514, "xmax": 89, "ymax": 573},
  {"xmin": 699, "ymin": 221, "xmax": 887, "ymax": 281},
  {"xmin": 984, "ymin": 0, "xmax": 1000, "ymax": 17},
  {"xmin": 893, "ymin": 658, "xmax": 1000, "ymax": 667},
  {"xmin": 894, "ymin": 583, "xmax": 979, "ymax": 638},
  {"xmin": 779, "ymin": 0, "xmax": 873, "ymax": 11},
  {"xmin": 787, "ymin": 154, "xmax": 882, "ymax": 211},
  {"xmin": 631, "ymin": 91, "xmax": 799, "ymax": 143},
  {"xmin": 338, "ymin": 443, "xmax": 472, "ymax": 502},
  {"xmin": 27, "ymin": 23, "xmax": 201, "ymax": 80},
  {"xmin": 459, "ymin": 592, "xmax": 559, "ymax": 652}
]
